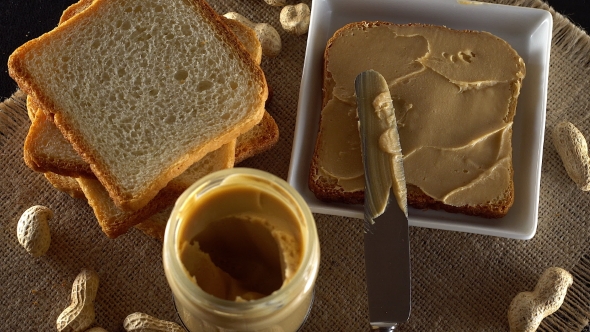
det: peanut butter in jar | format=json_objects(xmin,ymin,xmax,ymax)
[{"xmin": 163, "ymin": 168, "xmax": 320, "ymax": 332}]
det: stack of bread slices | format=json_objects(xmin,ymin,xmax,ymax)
[{"xmin": 9, "ymin": 0, "xmax": 279, "ymax": 239}]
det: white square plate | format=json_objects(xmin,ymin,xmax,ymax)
[{"xmin": 287, "ymin": 0, "xmax": 553, "ymax": 239}]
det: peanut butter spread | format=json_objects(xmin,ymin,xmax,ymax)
[
  {"xmin": 178, "ymin": 174, "xmax": 303, "ymax": 301},
  {"xmin": 373, "ymin": 91, "xmax": 408, "ymax": 216},
  {"xmin": 314, "ymin": 22, "xmax": 525, "ymax": 207},
  {"xmin": 358, "ymin": 71, "xmax": 409, "ymax": 220}
]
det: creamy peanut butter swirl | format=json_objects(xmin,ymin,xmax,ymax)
[
  {"xmin": 314, "ymin": 22, "xmax": 525, "ymax": 207},
  {"xmin": 178, "ymin": 174, "xmax": 303, "ymax": 301}
]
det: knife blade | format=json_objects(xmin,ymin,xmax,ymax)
[{"xmin": 356, "ymin": 70, "xmax": 411, "ymax": 331}]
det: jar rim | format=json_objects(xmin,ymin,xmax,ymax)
[{"xmin": 163, "ymin": 167, "xmax": 320, "ymax": 314}]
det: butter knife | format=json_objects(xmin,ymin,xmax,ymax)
[{"xmin": 356, "ymin": 70, "xmax": 411, "ymax": 331}]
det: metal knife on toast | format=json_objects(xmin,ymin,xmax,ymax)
[{"xmin": 356, "ymin": 70, "xmax": 411, "ymax": 331}]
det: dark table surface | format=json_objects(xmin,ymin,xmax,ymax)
[{"xmin": 1, "ymin": 0, "xmax": 589, "ymax": 101}]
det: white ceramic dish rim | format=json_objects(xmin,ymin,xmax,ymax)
[{"xmin": 287, "ymin": 0, "xmax": 553, "ymax": 240}]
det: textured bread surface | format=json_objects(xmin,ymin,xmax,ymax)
[
  {"xmin": 309, "ymin": 22, "xmax": 524, "ymax": 218},
  {"xmin": 9, "ymin": 0, "xmax": 268, "ymax": 211},
  {"xmin": 22, "ymin": 6, "xmax": 271, "ymax": 179},
  {"xmin": 59, "ymin": 0, "xmax": 263, "ymax": 66},
  {"xmin": 222, "ymin": 18, "xmax": 263, "ymax": 66},
  {"xmin": 25, "ymin": 97, "xmax": 277, "ymax": 178}
]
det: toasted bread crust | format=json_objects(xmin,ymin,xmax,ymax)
[
  {"xmin": 76, "ymin": 177, "xmax": 179, "ymax": 238},
  {"xmin": 308, "ymin": 130, "xmax": 364, "ymax": 205},
  {"xmin": 406, "ymin": 181, "xmax": 514, "ymax": 219},
  {"xmin": 134, "ymin": 208, "xmax": 171, "ymax": 241},
  {"xmin": 236, "ymin": 111, "xmax": 279, "ymax": 164},
  {"xmin": 134, "ymin": 220, "xmax": 166, "ymax": 241},
  {"xmin": 44, "ymin": 172, "xmax": 87, "ymax": 199},
  {"xmin": 8, "ymin": 0, "xmax": 268, "ymax": 212},
  {"xmin": 44, "ymin": 166, "xmax": 171, "ymax": 240},
  {"xmin": 221, "ymin": 17, "xmax": 263, "ymax": 66},
  {"xmin": 59, "ymin": 0, "xmax": 95, "ymax": 24},
  {"xmin": 309, "ymin": 22, "xmax": 523, "ymax": 218},
  {"xmin": 24, "ymin": 104, "xmax": 94, "ymax": 178},
  {"xmin": 25, "ymin": 94, "xmax": 39, "ymax": 120}
]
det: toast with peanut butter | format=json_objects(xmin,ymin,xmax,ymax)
[{"xmin": 309, "ymin": 22, "xmax": 525, "ymax": 218}]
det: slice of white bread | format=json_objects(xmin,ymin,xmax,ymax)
[
  {"xmin": 24, "ymin": 97, "xmax": 278, "ymax": 178},
  {"xmin": 309, "ymin": 22, "xmax": 525, "ymax": 218},
  {"xmin": 59, "ymin": 0, "xmax": 263, "ymax": 65},
  {"xmin": 8, "ymin": 0, "xmax": 268, "ymax": 212},
  {"xmin": 26, "ymin": 1, "xmax": 278, "ymax": 238},
  {"xmin": 23, "ymin": 5, "xmax": 272, "ymax": 179}
]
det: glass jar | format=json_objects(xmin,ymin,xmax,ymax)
[{"xmin": 163, "ymin": 168, "xmax": 320, "ymax": 332}]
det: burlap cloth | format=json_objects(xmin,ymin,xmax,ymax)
[{"xmin": 2, "ymin": 0, "xmax": 590, "ymax": 330}]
